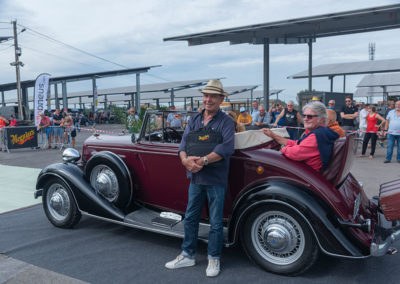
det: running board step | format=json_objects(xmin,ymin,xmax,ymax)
[{"xmin": 123, "ymin": 207, "xmax": 228, "ymax": 243}]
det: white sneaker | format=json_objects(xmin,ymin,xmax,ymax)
[
  {"xmin": 206, "ymin": 259, "xmax": 220, "ymax": 277},
  {"xmin": 165, "ymin": 255, "xmax": 195, "ymax": 269}
]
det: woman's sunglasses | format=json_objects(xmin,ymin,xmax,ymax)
[{"xmin": 302, "ymin": 114, "xmax": 319, "ymax": 119}]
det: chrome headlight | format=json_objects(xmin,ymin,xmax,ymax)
[{"xmin": 62, "ymin": 148, "xmax": 81, "ymax": 163}]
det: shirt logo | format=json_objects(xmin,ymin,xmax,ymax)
[{"xmin": 198, "ymin": 134, "xmax": 210, "ymax": 141}]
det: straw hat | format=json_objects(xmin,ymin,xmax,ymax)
[{"xmin": 199, "ymin": 79, "xmax": 227, "ymax": 96}]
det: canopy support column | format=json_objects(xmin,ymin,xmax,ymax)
[
  {"xmin": 263, "ymin": 40, "xmax": 270, "ymax": 109},
  {"xmin": 330, "ymin": 76, "xmax": 334, "ymax": 93},
  {"xmin": 343, "ymin": 75, "xmax": 346, "ymax": 93},
  {"xmin": 62, "ymin": 81, "xmax": 68, "ymax": 111},
  {"xmin": 54, "ymin": 84, "xmax": 60, "ymax": 110},
  {"xmin": 308, "ymin": 41, "xmax": 313, "ymax": 92},
  {"xmin": 1, "ymin": 91, "xmax": 5, "ymax": 106},
  {"xmin": 136, "ymin": 73, "xmax": 141, "ymax": 115}
]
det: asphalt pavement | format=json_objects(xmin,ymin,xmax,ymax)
[{"xmin": 1, "ymin": 124, "xmax": 400, "ymax": 283}]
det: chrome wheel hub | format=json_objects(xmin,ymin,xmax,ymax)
[
  {"xmin": 90, "ymin": 165, "xmax": 119, "ymax": 202},
  {"xmin": 251, "ymin": 210, "xmax": 305, "ymax": 265},
  {"xmin": 46, "ymin": 184, "xmax": 70, "ymax": 221}
]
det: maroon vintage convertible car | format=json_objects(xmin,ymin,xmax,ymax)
[{"xmin": 35, "ymin": 110, "xmax": 400, "ymax": 276}]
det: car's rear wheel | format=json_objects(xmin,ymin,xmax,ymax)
[
  {"xmin": 85, "ymin": 154, "xmax": 132, "ymax": 209},
  {"xmin": 241, "ymin": 204, "xmax": 318, "ymax": 276},
  {"xmin": 43, "ymin": 177, "xmax": 81, "ymax": 228}
]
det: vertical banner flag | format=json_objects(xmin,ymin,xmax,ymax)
[
  {"xmin": 34, "ymin": 73, "xmax": 51, "ymax": 127},
  {"xmin": 94, "ymin": 86, "xmax": 98, "ymax": 112},
  {"xmin": 47, "ymin": 84, "xmax": 51, "ymax": 112}
]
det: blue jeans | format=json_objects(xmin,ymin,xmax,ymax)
[
  {"xmin": 181, "ymin": 183, "xmax": 226, "ymax": 260},
  {"xmin": 386, "ymin": 134, "xmax": 400, "ymax": 161}
]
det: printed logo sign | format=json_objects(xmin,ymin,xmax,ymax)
[
  {"xmin": 198, "ymin": 134, "xmax": 210, "ymax": 141},
  {"xmin": 5, "ymin": 127, "xmax": 38, "ymax": 149}
]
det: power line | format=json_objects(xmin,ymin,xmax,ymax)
[
  {"xmin": 18, "ymin": 24, "xmax": 131, "ymax": 69},
  {"xmin": 19, "ymin": 44, "xmax": 109, "ymax": 71}
]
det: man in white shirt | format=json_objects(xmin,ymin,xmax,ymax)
[
  {"xmin": 384, "ymin": 101, "xmax": 400, "ymax": 163},
  {"xmin": 250, "ymin": 100, "xmax": 259, "ymax": 122}
]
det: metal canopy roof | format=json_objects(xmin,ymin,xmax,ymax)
[
  {"xmin": 288, "ymin": 58, "xmax": 400, "ymax": 79},
  {"xmin": 0, "ymin": 66, "xmax": 160, "ymax": 92},
  {"xmin": 357, "ymin": 73, "xmax": 400, "ymax": 87},
  {"xmin": 228, "ymin": 89, "xmax": 283, "ymax": 101},
  {"xmin": 164, "ymin": 4, "xmax": 400, "ymax": 45}
]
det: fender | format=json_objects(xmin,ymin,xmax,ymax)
[
  {"xmin": 36, "ymin": 162, "xmax": 125, "ymax": 221},
  {"xmin": 228, "ymin": 180, "xmax": 369, "ymax": 258}
]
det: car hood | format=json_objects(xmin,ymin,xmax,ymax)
[{"xmin": 83, "ymin": 133, "xmax": 133, "ymax": 148}]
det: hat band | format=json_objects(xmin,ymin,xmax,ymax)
[{"xmin": 203, "ymin": 86, "xmax": 223, "ymax": 93}]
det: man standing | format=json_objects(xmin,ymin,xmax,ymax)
[
  {"xmin": 165, "ymin": 79, "xmax": 235, "ymax": 277},
  {"xmin": 252, "ymin": 106, "xmax": 270, "ymax": 127},
  {"xmin": 52, "ymin": 108, "xmax": 64, "ymax": 149},
  {"xmin": 39, "ymin": 112, "xmax": 52, "ymax": 149},
  {"xmin": 384, "ymin": 101, "xmax": 400, "ymax": 163},
  {"xmin": 167, "ymin": 105, "xmax": 176, "ymax": 127},
  {"xmin": 340, "ymin": 97, "xmax": 358, "ymax": 131},
  {"xmin": 273, "ymin": 101, "xmax": 301, "ymax": 140},
  {"xmin": 327, "ymin": 100, "xmax": 336, "ymax": 110},
  {"xmin": 250, "ymin": 100, "xmax": 259, "ymax": 122},
  {"xmin": 359, "ymin": 104, "xmax": 369, "ymax": 140}
]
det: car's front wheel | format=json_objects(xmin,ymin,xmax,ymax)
[
  {"xmin": 42, "ymin": 177, "xmax": 81, "ymax": 228},
  {"xmin": 241, "ymin": 204, "xmax": 319, "ymax": 276}
]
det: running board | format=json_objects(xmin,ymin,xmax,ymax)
[{"xmin": 81, "ymin": 207, "xmax": 228, "ymax": 244}]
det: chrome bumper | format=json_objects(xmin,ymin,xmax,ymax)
[{"xmin": 370, "ymin": 226, "xmax": 400, "ymax": 256}]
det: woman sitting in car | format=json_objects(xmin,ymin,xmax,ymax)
[{"xmin": 263, "ymin": 101, "xmax": 339, "ymax": 172}]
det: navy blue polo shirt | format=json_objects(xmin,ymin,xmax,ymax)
[{"xmin": 178, "ymin": 109, "xmax": 235, "ymax": 187}]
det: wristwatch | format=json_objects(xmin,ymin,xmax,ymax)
[{"xmin": 203, "ymin": 156, "xmax": 209, "ymax": 166}]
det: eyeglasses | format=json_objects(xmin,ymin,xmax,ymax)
[
  {"xmin": 345, "ymin": 100, "xmax": 351, "ymax": 102},
  {"xmin": 328, "ymin": 103, "xmax": 334, "ymax": 105},
  {"xmin": 302, "ymin": 114, "xmax": 319, "ymax": 119}
]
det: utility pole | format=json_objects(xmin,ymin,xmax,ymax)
[{"xmin": 11, "ymin": 20, "xmax": 24, "ymax": 120}]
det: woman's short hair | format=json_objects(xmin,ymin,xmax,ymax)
[
  {"xmin": 303, "ymin": 101, "xmax": 327, "ymax": 124},
  {"xmin": 369, "ymin": 105, "xmax": 376, "ymax": 112}
]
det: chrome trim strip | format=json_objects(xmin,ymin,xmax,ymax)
[
  {"xmin": 229, "ymin": 199, "xmax": 369, "ymax": 259},
  {"xmin": 80, "ymin": 211, "xmax": 212, "ymax": 244}
]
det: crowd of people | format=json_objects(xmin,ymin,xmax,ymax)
[
  {"xmin": 228, "ymin": 96, "xmax": 400, "ymax": 164},
  {"xmin": 38, "ymin": 109, "xmax": 81, "ymax": 149}
]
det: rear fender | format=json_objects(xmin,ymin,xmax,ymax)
[
  {"xmin": 36, "ymin": 163, "xmax": 125, "ymax": 221},
  {"xmin": 228, "ymin": 180, "xmax": 369, "ymax": 258}
]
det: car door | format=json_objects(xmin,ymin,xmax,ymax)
[{"xmin": 132, "ymin": 112, "xmax": 191, "ymax": 214}]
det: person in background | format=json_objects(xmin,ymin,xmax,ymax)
[
  {"xmin": 170, "ymin": 113, "xmax": 184, "ymax": 128},
  {"xmin": 8, "ymin": 115, "xmax": 17, "ymax": 127},
  {"xmin": 167, "ymin": 105, "xmax": 176, "ymax": 127},
  {"xmin": 384, "ymin": 101, "xmax": 400, "ymax": 163},
  {"xmin": 62, "ymin": 113, "xmax": 73, "ymax": 146},
  {"xmin": 250, "ymin": 100, "xmax": 259, "ymax": 122},
  {"xmin": 73, "ymin": 113, "xmax": 81, "ymax": 132},
  {"xmin": 327, "ymin": 100, "xmax": 336, "ymax": 110},
  {"xmin": 270, "ymin": 103, "xmax": 284, "ymax": 127},
  {"xmin": 237, "ymin": 107, "xmax": 252, "ymax": 127},
  {"xmin": 0, "ymin": 116, "xmax": 9, "ymax": 152},
  {"xmin": 358, "ymin": 104, "xmax": 368, "ymax": 140},
  {"xmin": 228, "ymin": 111, "xmax": 245, "ymax": 132},
  {"xmin": 273, "ymin": 101, "xmax": 301, "ymax": 140},
  {"xmin": 263, "ymin": 101, "xmax": 339, "ymax": 172},
  {"xmin": 340, "ymin": 97, "xmax": 358, "ymax": 131},
  {"xmin": 360, "ymin": 105, "xmax": 385, "ymax": 159},
  {"xmin": 252, "ymin": 106, "xmax": 270, "ymax": 127},
  {"xmin": 39, "ymin": 112, "xmax": 52, "ymax": 149},
  {"xmin": 327, "ymin": 109, "xmax": 344, "ymax": 138},
  {"xmin": 384, "ymin": 102, "xmax": 395, "ymax": 119},
  {"xmin": 52, "ymin": 108, "xmax": 64, "ymax": 149}
]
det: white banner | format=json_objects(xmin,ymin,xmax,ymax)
[
  {"xmin": 33, "ymin": 73, "xmax": 51, "ymax": 127},
  {"xmin": 94, "ymin": 86, "xmax": 98, "ymax": 112}
]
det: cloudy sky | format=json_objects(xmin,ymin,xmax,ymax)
[{"xmin": 1, "ymin": 0, "xmax": 399, "ymax": 104}]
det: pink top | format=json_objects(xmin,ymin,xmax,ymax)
[
  {"xmin": 281, "ymin": 130, "xmax": 323, "ymax": 171},
  {"xmin": 39, "ymin": 116, "xmax": 51, "ymax": 127},
  {"xmin": 9, "ymin": 119, "xmax": 17, "ymax": 127}
]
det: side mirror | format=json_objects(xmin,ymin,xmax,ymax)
[{"xmin": 131, "ymin": 133, "xmax": 136, "ymax": 143}]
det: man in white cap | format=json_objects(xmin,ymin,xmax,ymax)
[{"xmin": 165, "ymin": 79, "xmax": 235, "ymax": 277}]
